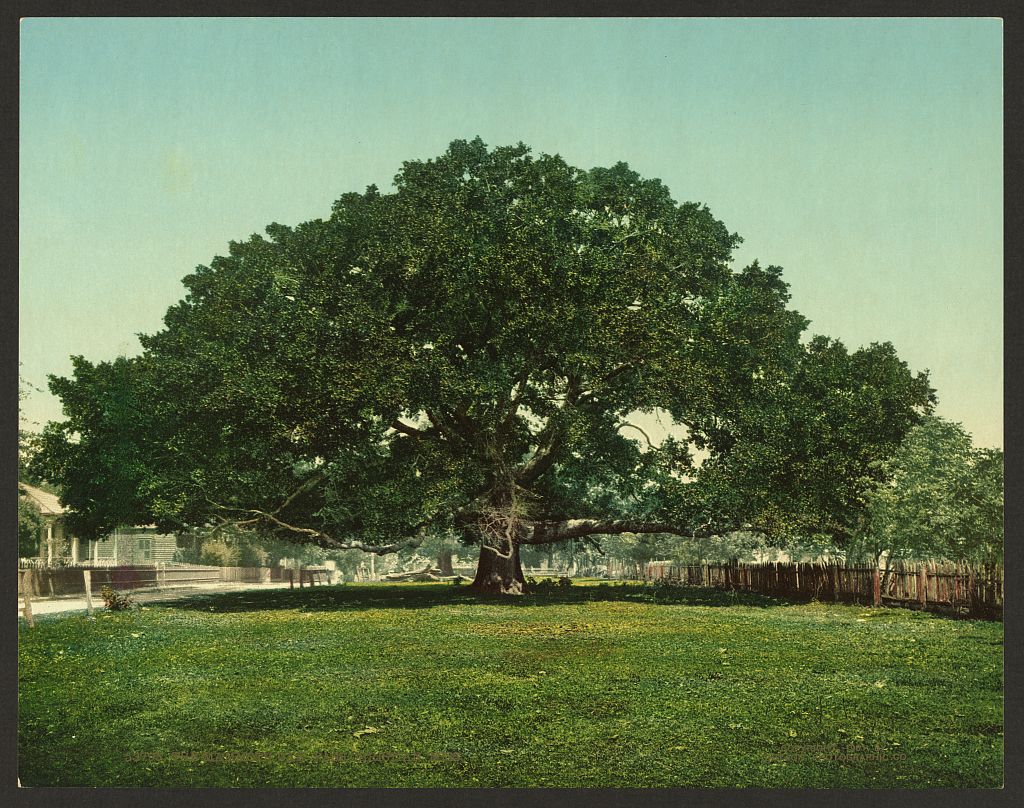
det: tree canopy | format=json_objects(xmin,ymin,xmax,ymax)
[
  {"xmin": 32, "ymin": 138, "xmax": 935, "ymax": 592},
  {"xmin": 853, "ymin": 416, "xmax": 1003, "ymax": 564}
]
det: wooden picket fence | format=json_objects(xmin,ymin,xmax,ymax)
[
  {"xmin": 219, "ymin": 566, "xmax": 272, "ymax": 583},
  {"xmin": 878, "ymin": 561, "xmax": 1003, "ymax": 618},
  {"xmin": 633, "ymin": 560, "xmax": 1002, "ymax": 620},
  {"xmin": 18, "ymin": 563, "xmax": 262, "ymax": 598}
]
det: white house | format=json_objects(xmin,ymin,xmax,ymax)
[
  {"xmin": 19, "ymin": 483, "xmax": 83, "ymax": 562},
  {"xmin": 19, "ymin": 483, "xmax": 177, "ymax": 564},
  {"xmin": 86, "ymin": 525, "xmax": 178, "ymax": 564}
]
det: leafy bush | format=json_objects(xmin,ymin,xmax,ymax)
[
  {"xmin": 100, "ymin": 585, "xmax": 134, "ymax": 611},
  {"xmin": 198, "ymin": 539, "xmax": 240, "ymax": 567},
  {"xmin": 528, "ymin": 576, "xmax": 574, "ymax": 593},
  {"xmin": 238, "ymin": 541, "xmax": 269, "ymax": 567},
  {"xmin": 646, "ymin": 577, "xmax": 687, "ymax": 600}
]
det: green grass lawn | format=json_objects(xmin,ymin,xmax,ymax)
[{"xmin": 18, "ymin": 581, "xmax": 1003, "ymax": 787}]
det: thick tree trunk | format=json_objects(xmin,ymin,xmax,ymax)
[
  {"xmin": 470, "ymin": 542, "xmax": 526, "ymax": 595},
  {"xmin": 465, "ymin": 485, "xmax": 530, "ymax": 595},
  {"xmin": 436, "ymin": 548, "xmax": 455, "ymax": 576}
]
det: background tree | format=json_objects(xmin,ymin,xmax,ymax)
[
  {"xmin": 19, "ymin": 499, "xmax": 43, "ymax": 559},
  {"xmin": 19, "ymin": 368, "xmax": 45, "ymax": 485},
  {"xmin": 19, "ymin": 369, "xmax": 52, "ymax": 559},
  {"xmin": 32, "ymin": 138, "xmax": 933, "ymax": 594},
  {"xmin": 399, "ymin": 530, "xmax": 464, "ymax": 575},
  {"xmin": 853, "ymin": 416, "xmax": 1003, "ymax": 565},
  {"xmin": 958, "ymin": 447, "xmax": 1004, "ymax": 562},
  {"xmin": 33, "ymin": 356, "xmax": 156, "ymax": 540},
  {"xmin": 599, "ymin": 532, "xmax": 670, "ymax": 570}
]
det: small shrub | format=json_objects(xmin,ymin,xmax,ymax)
[
  {"xmin": 529, "ymin": 576, "xmax": 573, "ymax": 593},
  {"xmin": 647, "ymin": 577, "xmax": 683, "ymax": 601},
  {"xmin": 199, "ymin": 539, "xmax": 239, "ymax": 567},
  {"xmin": 530, "ymin": 577, "xmax": 553, "ymax": 593},
  {"xmin": 100, "ymin": 585, "xmax": 134, "ymax": 611}
]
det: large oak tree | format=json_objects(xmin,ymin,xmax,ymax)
[{"xmin": 33, "ymin": 139, "xmax": 934, "ymax": 593}]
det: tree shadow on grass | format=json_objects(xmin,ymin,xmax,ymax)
[{"xmin": 157, "ymin": 581, "xmax": 788, "ymax": 614}]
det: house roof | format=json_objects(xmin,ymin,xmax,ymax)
[{"xmin": 18, "ymin": 483, "xmax": 65, "ymax": 516}]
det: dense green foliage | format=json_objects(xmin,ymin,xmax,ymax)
[
  {"xmin": 852, "ymin": 416, "xmax": 1003, "ymax": 564},
  {"xmin": 31, "ymin": 139, "xmax": 933, "ymax": 590},
  {"xmin": 18, "ymin": 498, "xmax": 43, "ymax": 558},
  {"xmin": 599, "ymin": 529, "xmax": 780, "ymax": 567},
  {"xmin": 19, "ymin": 583, "xmax": 1002, "ymax": 787}
]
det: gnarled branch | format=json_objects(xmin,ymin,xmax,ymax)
[
  {"xmin": 208, "ymin": 501, "xmax": 429, "ymax": 555},
  {"xmin": 390, "ymin": 418, "xmax": 434, "ymax": 439},
  {"xmin": 617, "ymin": 421, "xmax": 656, "ymax": 451}
]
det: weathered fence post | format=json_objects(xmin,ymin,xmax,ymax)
[
  {"xmin": 21, "ymin": 570, "xmax": 35, "ymax": 628},
  {"xmin": 83, "ymin": 570, "xmax": 94, "ymax": 616},
  {"xmin": 872, "ymin": 568, "xmax": 881, "ymax": 607},
  {"xmin": 918, "ymin": 567, "xmax": 928, "ymax": 608}
]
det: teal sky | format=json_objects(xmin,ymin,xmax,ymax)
[{"xmin": 19, "ymin": 18, "xmax": 1003, "ymax": 447}]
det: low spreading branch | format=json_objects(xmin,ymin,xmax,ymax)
[
  {"xmin": 390, "ymin": 419, "xmax": 435, "ymax": 439},
  {"xmin": 208, "ymin": 500, "xmax": 429, "ymax": 555}
]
